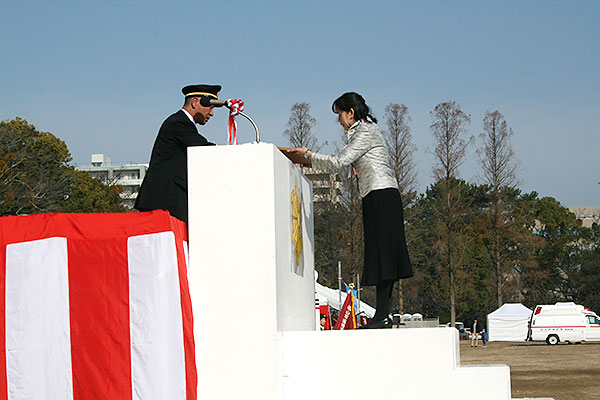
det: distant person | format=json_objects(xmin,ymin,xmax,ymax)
[
  {"xmin": 135, "ymin": 84, "xmax": 222, "ymax": 224},
  {"xmin": 471, "ymin": 319, "xmax": 479, "ymax": 347},
  {"xmin": 289, "ymin": 92, "xmax": 413, "ymax": 329},
  {"xmin": 359, "ymin": 315, "xmax": 370, "ymax": 327},
  {"xmin": 320, "ymin": 313, "xmax": 328, "ymax": 330},
  {"xmin": 482, "ymin": 328, "xmax": 488, "ymax": 347}
]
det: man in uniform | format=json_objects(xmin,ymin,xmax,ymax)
[{"xmin": 135, "ymin": 84, "xmax": 222, "ymax": 223}]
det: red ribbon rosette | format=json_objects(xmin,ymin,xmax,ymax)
[{"xmin": 227, "ymin": 99, "xmax": 244, "ymax": 145}]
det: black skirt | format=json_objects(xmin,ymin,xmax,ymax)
[{"xmin": 361, "ymin": 187, "xmax": 413, "ymax": 286}]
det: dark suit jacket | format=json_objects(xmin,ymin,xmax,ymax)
[{"xmin": 135, "ymin": 110, "xmax": 213, "ymax": 223}]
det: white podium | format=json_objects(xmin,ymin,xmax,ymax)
[
  {"xmin": 188, "ymin": 143, "xmax": 513, "ymax": 400},
  {"xmin": 188, "ymin": 143, "xmax": 316, "ymax": 400}
]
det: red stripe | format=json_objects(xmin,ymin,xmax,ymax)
[
  {"xmin": 531, "ymin": 326, "xmax": 586, "ymax": 329},
  {"xmin": 171, "ymin": 218, "xmax": 196, "ymax": 400},
  {"xmin": 174, "ymin": 235, "xmax": 197, "ymax": 400},
  {"xmin": 0, "ymin": 245, "xmax": 6, "ymax": 399},
  {"xmin": 68, "ymin": 238, "xmax": 132, "ymax": 399}
]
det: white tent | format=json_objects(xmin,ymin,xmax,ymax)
[
  {"xmin": 315, "ymin": 282, "xmax": 375, "ymax": 318},
  {"xmin": 487, "ymin": 303, "xmax": 533, "ymax": 342}
]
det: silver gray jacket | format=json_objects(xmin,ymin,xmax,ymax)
[{"xmin": 311, "ymin": 119, "xmax": 398, "ymax": 198}]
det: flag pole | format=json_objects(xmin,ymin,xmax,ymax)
[
  {"xmin": 337, "ymin": 261, "xmax": 342, "ymax": 309},
  {"xmin": 356, "ymin": 273, "xmax": 361, "ymax": 316}
]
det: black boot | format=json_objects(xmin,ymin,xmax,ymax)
[{"xmin": 357, "ymin": 280, "xmax": 394, "ymax": 329}]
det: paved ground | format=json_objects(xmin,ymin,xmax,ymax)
[{"xmin": 460, "ymin": 340, "xmax": 600, "ymax": 400}]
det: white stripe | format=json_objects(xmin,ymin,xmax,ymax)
[
  {"xmin": 183, "ymin": 240, "xmax": 189, "ymax": 278},
  {"xmin": 5, "ymin": 237, "xmax": 73, "ymax": 400},
  {"xmin": 128, "ymin": 232, "xmax": 186, "ymax": 399}
]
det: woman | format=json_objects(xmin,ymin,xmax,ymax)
[{"xmin": 292, "ymin": 92, "xmax": 413, "ymax": 329}]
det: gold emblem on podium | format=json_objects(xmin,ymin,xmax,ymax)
[{"xmin": 291, "ymin": 177, "xmax": 303, "ymax": 266}]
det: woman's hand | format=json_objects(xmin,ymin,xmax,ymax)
[
  {"xmin": 298, "ymin": 146, "xmax": 310, "ymax": 158},
  {"xmin": 295, "ymin": 146, "xmax": 312, "ymax": 161},
  {"xmin": 285, "ymin": 146, "xmax": 312, "ymax": 166}
]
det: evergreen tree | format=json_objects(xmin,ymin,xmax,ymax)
[{"xmin": 0, "ymin": 117, "xmax": 125, "ymax": 215}]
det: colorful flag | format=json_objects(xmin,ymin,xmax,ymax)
[
  {"xmin": 345, "ymin": 283, "xmax": 359, "ymax": 314},
  {"xmin": 0, "ymin": 211, "xmax": 196, "ymax": 399}
]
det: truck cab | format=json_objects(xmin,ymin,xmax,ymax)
[
  {"xmin": 447, "ymin": 322, "xmax": 469, "ymax": 340},
  {"xmin": 585, "ymin": 314, "xmax": 600, "ymax": 340}
]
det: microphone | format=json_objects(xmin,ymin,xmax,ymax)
[{"xmin": 200, "ymin": 97, "xmax": 228, "ymax": 107}]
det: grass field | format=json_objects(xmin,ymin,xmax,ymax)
[{"xmin": 460, "ymin": 340, "xmax": 600, "ymax": 400}]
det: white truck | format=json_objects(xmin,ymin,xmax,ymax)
[
  {"xmin": 528, "ymin": 302, "xmax": 600, "ymax": 345},
  {"xmin": 446, "ymin": 322, "xmax": 470, "ymax": 340}
]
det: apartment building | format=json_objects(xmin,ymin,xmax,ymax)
[
  {"xmin": 303, "ymin": 169, "xmax": 342, "ymax": 206},
  {"xmin": 77, "ymin": 154, "xmax": 345, "ymax": 210},
  {"xmin": 76, "ymin": 154, "xmax": 148, "ymax": 209},
  {"xmin": 568, "ymin": 206, "xmax": 600, "ymax": 228}
]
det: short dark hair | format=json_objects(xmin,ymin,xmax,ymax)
[
  {"xmin": 183, "ymin": 96, "xmax": 195, "ymax": 107},
  {"xmin": 331, "ymin": 92, "xmax": 377, "ymax": 123}
]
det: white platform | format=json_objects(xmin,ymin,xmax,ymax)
[
  {"xmin": 187, "ymin": 143, "xmax": 514, "ymax": 400},
  {"xmin": 283, "ymin": 328, "xmax": 511, "ymax": 400}
]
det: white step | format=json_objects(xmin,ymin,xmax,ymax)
[{"xmin": 282, "ymin": 328, "xmax": 511, "ymax": 400}]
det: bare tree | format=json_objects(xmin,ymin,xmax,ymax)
[
  {"xmin": 477, "ymin": 110, "xmax": 521, "ymax": 307},
  {"xmin": 477, "ymin": 111, "xmax": 518, "ymax": 192},
  {"xmin": 383, "ymin": 103, "xmax": 418, "ymax": 200},
  {"xmin": 431, "ymin": 102, "xmax": 471, "ymax": 181},
  {"xmin": 383, "ymin": 103, "xmax": 417, "ymax": 313},
  {"xmin": 311, "ymin": 128, "xmax": 367, "ymax": 304},
  {"xmin": 430, "ymin": 101, "xmax": 471, "ymax": 327},
  {"xmin": 283, "ymin": 102, "xmax": 320, "ymax": 150},
  {"xmin": 334, "ymin": 129, "xmax": 364, "ymax": 286}
]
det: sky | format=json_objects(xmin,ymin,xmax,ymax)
[{"xmin": 1, "ymin": 1, "xmax": 598, "ymax": 206}]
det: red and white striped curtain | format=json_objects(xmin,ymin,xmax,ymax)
[{"xmin": 0, "ymin": 210, "xmax": 196, "ymax": 399}]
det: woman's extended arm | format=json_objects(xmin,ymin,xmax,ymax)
[{"xmin": 307, "ymin": 124, "xmax": 373, "ymax": 172}]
